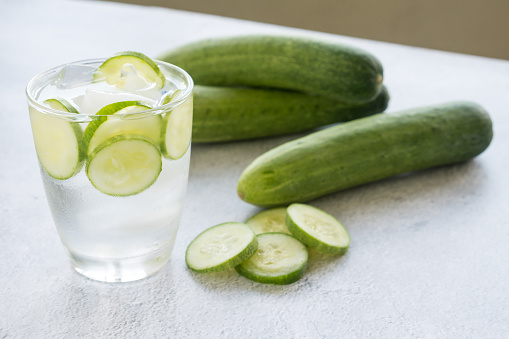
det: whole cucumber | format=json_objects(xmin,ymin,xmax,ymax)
[
  {"xmin": 237, "ymin": 102, "xmax": 493, "ymax": 207},
  {"xmin": 192, "ymin": 85, "xmax": 389, "ymax": 142},
  {"xmin": 159, "ymin": 35, "xmax": 384, "ymax": 103}
]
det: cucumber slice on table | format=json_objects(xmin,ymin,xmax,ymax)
[
  {"xmin": 286, "ymin": 204, "xmax": 350, "ymax": 255},
  {"xmin": 235, "ymin": 233, "xmax": 308, "ymax": 285},
  {"xmin": 86, "ymin": 135, "xmax": 162, "ymax": 196},
  {"xmin": 186, "ymin": 222, "xmax": 258, "ymax": 273},
  {"xmin": 246, "ymin": 207, "xmax": 291, "ymax": 235},
  {"xmin": 93, "ymin": 51, "xmax": 166, "ymax": 89},
  {"xmin": 83, "ymin": 101, "xmax": 161, "ymax": 155},
  {"xmin": 161, "ymin": 96, "xmax": 193, "ymax": 160},
  {"xmin": 29, "ymin": 99, "xmax": 83, "ymax": 180}
]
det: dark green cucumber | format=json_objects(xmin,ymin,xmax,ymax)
[
  {"xmin": 158, "ymin": 35, "xmax": 384, "ymax": 103},
  {"xmin": 237, "ymin": 102, "xmax": 493, "ymax": 207},
  {"xmin": 192, "ymin": 85, "xmax": 389, "ymax": 142}
]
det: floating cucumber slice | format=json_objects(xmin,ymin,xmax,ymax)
[
  {"xmin": 246, "ymin": 207, "xmax": 291, "ymax": 235},
  {"xmin": 83, "ymin": 101, "xmax": 161, "ymax": 156},
  {"xmin": 186, "ymin": 222, "xmax": 258, "ymax": 273},
  {"xmin": 29, "ymin": 99, "xmax": 83, "ymax": 180},
  {"xmin": 286, "ymin": 204, "xmax": 350, "ymax": 255},
  {"xmin": 44, "ymin": 97, "xmax": 79, "ymax": 113},
  {"xmin": 161, "ymin": 96, "xmax": 193, "ymax": 160},
  {"xmin": 93, "ymin": 51, "xmax": 165, "ymax": 89},
  {"xmin": 235, "ymin": 233, "xmax": 308, "ymax": 285},
  {"xmin": 86, "ymin": 134, "xmax": 162, "ymax": 196},
  {"xmin": 161, "ymin": 89, "xmax": 182, "ymax": 105}
]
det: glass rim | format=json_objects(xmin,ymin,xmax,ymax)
[{"xmin": 25, "ymin": 57, "xmax": 194, "ymax": 121}]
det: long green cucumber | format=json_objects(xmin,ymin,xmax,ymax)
[
  {"xmin": 192, "ymin": 85, "xmax": 389, "ymax": 142},
  {"xmin": 158, "ymin": 35, "xmax": 384, "ymax": 103},
  {"xmin": 237, "ymin": 102, "xmax": 493, "ymax": 207}
]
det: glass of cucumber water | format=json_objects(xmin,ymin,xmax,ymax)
[{"xmin": 25, "ymin": 52, "xmax": 194, "ymax": 282}]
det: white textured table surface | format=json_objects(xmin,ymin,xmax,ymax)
[{"xmin": 1, "ymin": 1, "xmax": 509, "ymax": 338}]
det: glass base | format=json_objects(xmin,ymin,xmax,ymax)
[{"xmin": 67, "ymin": 247, "xmax": 172, "ymax": 283}]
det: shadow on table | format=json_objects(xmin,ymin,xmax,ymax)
[
  {"xmin": 308, "ymin": 158, "xmax": 489, "ymax": 230},
  {"xmin": 184, "ymin": 247, "xmax": 349, "ymax": 294}
]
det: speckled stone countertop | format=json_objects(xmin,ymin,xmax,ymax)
[{"xmin": 1, "ymin": 1, "xmax": 508, "ymax": 338}]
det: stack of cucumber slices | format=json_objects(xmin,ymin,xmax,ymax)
[
  {"xmin": 32, "ymin": 52, "xmax": 193, "ymax": 197},
  {"xmin": 186, "ymin": 203, "xmax": 350, "ymax": 285}
]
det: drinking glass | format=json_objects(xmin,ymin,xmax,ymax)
[{"xmin": 26, "ymin": 58, "xmax": 194, "ymax": 282}]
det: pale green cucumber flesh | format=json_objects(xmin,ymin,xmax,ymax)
[
  {"xmin": 237, "ymin": 102, "xmax": 493, "ymax": 207},
  {"xmin": 246, "ymin": 207, "xmax": 291, "ymax": 235},
  {"xmin": 86, "ymin": 135, "xmax": 162, "ymax": 196},
  {"xmin": 44, "ymin": 97, "xmax": 79, "ymax": 113},
  {"xmin": 192, "ymin": 85, "xmax": 389, "ymax": 143},
  {"xmin": 83, "ymin": 101, "xmax": 160, "ymax": 155},
  {"xmin": 186, "ymin": 222, "xmax": 258, "ymax": 273},
  {"xmin": 159, "ymin": 35, "xmax": 383, "ymax": 103},
  {"xmin": 161, "ymin": 96, "xmax": 193, "ymax": 160},
  {"xmin": 94, "ymin": 51, "xmax": 165, "ymax": 89},
  {"xmin": 29, "ymin": 107, "xmax": 83, "ymax": 180},
  {"xmin": 286, "ymin": 204, "xmax": 350, "ymax": 255},
  {"xmin": 235, "ymin": 232, "xmax": 308, "ymax": 285}
]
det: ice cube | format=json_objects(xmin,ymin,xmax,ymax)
[
  {"xmin": 55, "ymin": 64, "xmax": 96, "ymax": 90},
  {"xmin": 72, "ymin": 89, "xmax": 156, "ymax": 115},
  {"xmin": 120, "ymin": 64, "xmax": 148, "ymax": 91},
  {"xmin": 120, "ymin": 64, "xmax": 162, "ymax": 101},
  {"xmin": 138, "ymin": 86, "xmax": 165, "ymax": 101}
]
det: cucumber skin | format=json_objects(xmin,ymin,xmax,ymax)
[
  {"xmin": 192, "ymin": 85, "xmax": 389, "ymax": 143},
  {"xmin": 158, "ymin": 35, "xmax": 384, "ymax": 103},
  {"xmin": 235, "ymin": 260, "xmax": 307, "ymax": 285},
  {"xmin": 237, "ymin": 102, "xmax": 493, "ymax": 207}
]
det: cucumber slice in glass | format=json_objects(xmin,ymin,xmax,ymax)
[
  {"xmin": 29, "ymin": 99, "xmax": 83, "ymax": 180},
  {"xmin": 161, "ymin": 89, "xmax": 182, "ymax": 105},
  {"xmin": 93, "ymin": 51, "xmax": 166, "ymax": 89},
  {"xmin": 83, "ymin": 101, "xmax": 161, "ymax": 156},
  {"xmin": 286, "ymin": 203, "xmax": 350, "ymax": 255},
  {"xmin": 186, "ymin": 222, "xmax": 258, "ymax": 273},
  {"xmin": 44, "ymin": 97, "xmax": 79, "ymax": 113},
  {"xmin": 235, "ymin": 233, "xmax": 308, "ymax": 285},
  {"xmin": 246, "ymin": 207, "xmax": 291, "ymax": 235},
  {"xmin": 161, "ymin": 96, "xmax": 193, "ymax": 160},
  {"xmin": 86, "ymin": 134, "xmax": 162, "ymax": 196}
]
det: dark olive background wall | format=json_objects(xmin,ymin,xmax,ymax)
[{"xmin": 98, "ymin": 0, "xmax": 509, "ymax": 60}]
